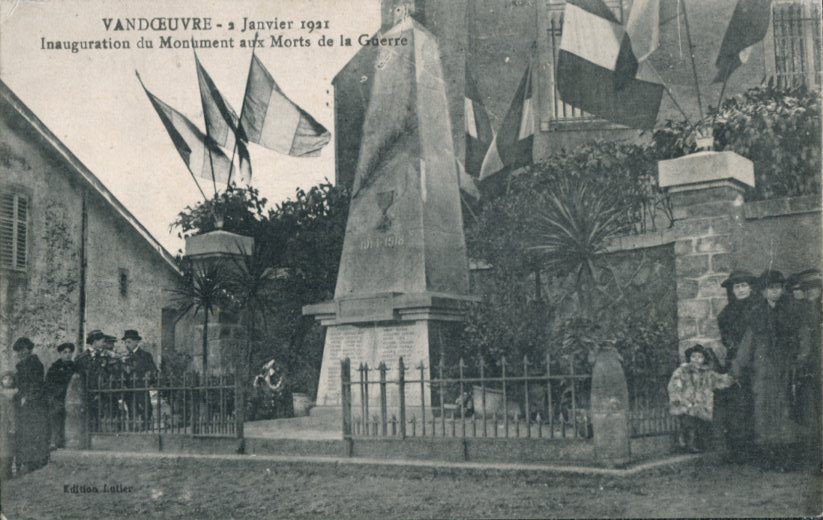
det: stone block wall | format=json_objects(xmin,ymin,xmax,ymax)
[{"xmin": 646, "ymin": 154, "xmax": 819, "ymax": 363}]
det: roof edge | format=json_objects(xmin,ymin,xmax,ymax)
[{"xmin": 0, "ymin": 78, "xmax": 181, "ymax": 276}]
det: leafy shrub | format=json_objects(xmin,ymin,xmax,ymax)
[{"xmin": 651, "ymin": 81, "xmax": 821, "ymax": 200}]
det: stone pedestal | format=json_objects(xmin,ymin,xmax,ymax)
[
  {"xmin": 64, "ymin": 373, "xmax": 89, "ymax": 449},
  {"xmin": 183, "ymin": 230, "xmax": 254, "ymax": 375},
  {"xmin": 658, "ymin": 151, "xmax": 755, "ymax": 362},
  {"xmin": 305, "ymin": 18, "xmax": 473, "ymax": 416},
  {"xmin": 591, "ymin": 347, "xmax": 630, "ymax": 467},
  {"xmin": 306, "ymin": 294, "xmax": 470, "ymax": 412},
  {"xmin": 192, "ymin": 310, "xmax": 244, "ymax": 375},
  {"xmin": 184, "ymin": 228, "xmax": 253, "ymax": 445}
]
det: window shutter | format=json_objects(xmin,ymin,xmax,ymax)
[{"xmin": 0, "ymin": 192, "xmax": 28, "ymax": 270}]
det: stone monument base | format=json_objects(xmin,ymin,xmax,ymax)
[{"xmin": 305, "ymin": 292, "xmax": 473, "ymax": 413}]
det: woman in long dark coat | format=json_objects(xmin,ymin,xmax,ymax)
[
  {"xmin": 12, "ymin": 337, "xmax": 50, "ymax": 472},
  {"xmin": 715, "ymin": 270, "xmax": 759, "ymax": 460},
  {"xmin": 730, "ymin": 270, "xmax": 800, "ymax": 468}
]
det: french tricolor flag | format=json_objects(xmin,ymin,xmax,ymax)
[
  {"xmin": 479, "ymin": 59, "xmax": 535, "ymax": 183},
  {"xmin": 556, "ymin": 0, "xmax": 663, "ymax": 129}
]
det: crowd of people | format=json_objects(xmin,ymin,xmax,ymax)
[
  {"xmin": 668, "ymin": 268, "xmax": 822, "ymax": 472},
  {"xmin": 0, "ymin": 328, "xmax": 156, "ymax": 479}
]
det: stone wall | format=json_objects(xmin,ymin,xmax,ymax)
[{"xmin": 733, "ymin": 195, "xmax": 822, "ymax": 277}]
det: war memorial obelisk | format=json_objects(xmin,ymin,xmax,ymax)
[{"xmin": 304, "ymin": 16, "xmax": 472, "ymax": 413}]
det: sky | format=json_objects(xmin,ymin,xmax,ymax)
[{"xmin": 0, "ymin": 0, "xmax": 380, "ymax": 253}]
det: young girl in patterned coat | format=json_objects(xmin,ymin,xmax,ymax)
[{"xmin": 668, "ymin": 344, "xmax": 735, "ymax": 452}]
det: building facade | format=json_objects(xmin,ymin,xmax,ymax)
[{"xmin": 0, "ymin": 80, "xmax": 185, "ymax": 373}]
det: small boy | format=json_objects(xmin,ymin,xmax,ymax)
[
  {"xmin": 46, "ymin": 343, "xmax": 75, "ymax": 449},
  {"xmin": 0, "ymin": 371, "xmax": 17, "ymax": 479},
  {"xmin": 668, "ymin": 344, "xmax": 735, "ymax": 452}
]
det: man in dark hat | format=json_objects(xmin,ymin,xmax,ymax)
[
  {"xmin": 75, "ymin": 330, "xmax": 105, "ymax": 371},
  {"xmin": 122, "ymin": 330, "xmax": 156, "ymax": 427},
  {"xmin": 102, "ymin": 334, "xmax": 117, "ymax": 352},
  {"xmin": 45, "ymin": 343, "xmax": 75, "ymax": 449},
  {"xmin": 798, "ymin": 269, "xmax": 822, "ymax": 305},
  {"xmin": 786, "ymin": 273, "xmax": 806, "ymax": 301},
  {"xmin": 73, "ymin": 330, "xmax": 110, "ymax": 431}
]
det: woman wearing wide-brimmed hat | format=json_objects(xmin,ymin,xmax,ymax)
[
  {"xmin": 715, "ymin": 269, "xmax": 759, "ymax": 460},
  {"xmin": 730, "ymin": 270, "xmax": 801, "ymax": 469}
]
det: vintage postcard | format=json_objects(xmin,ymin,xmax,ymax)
[{"xmin": 0, "ymin": 0, "xmax": 821, "ymax": 518}]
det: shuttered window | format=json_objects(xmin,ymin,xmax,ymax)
[{"xmin": 0, "ymin": 192, "xmax": 28, "ymax": 270}]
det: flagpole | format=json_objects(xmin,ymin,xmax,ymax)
[
  {"xmin": 712, "ymin": 74, "xmax": 731, "ymax": 124},
  {"xmin": 135, "ymin": 70, "xmax": 210, "ymax": 203},
  {"xmin": 680, "ymin": 1, "xmax": 705, "ymax": 120},
  {"xmin": 661, "ymin": 82, "xmax": 693, "ymax": 127},
  {"xmin": 460, "ymin": 192, "xmax": 479, "ymax": 225},
  {"xmin": 193, "ymin": 44, "xmax": 219, "ymax": 198},
  {"xmin": 227, "ymin": 31, "xmax": 260, "ymax": 188}
]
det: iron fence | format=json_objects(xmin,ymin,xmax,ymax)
[
  {"xmin": 627, "ymin": 373, "xmax": 678, "ymax": 437},
  {"xmin": 87, "ymin": 372, "xmax": 236, "ymax": 437},
  {"xmin": 341, "ymin": 355, "xmax": 594, "ymax": 440},
  {"xmin": 341, "ymin": 355, "xmax": 678, "ymax": 441}
]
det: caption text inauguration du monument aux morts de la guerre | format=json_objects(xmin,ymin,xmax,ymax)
[{"xmin": 39, "ymin": 16, "xmax": 410, "ymax": 54}]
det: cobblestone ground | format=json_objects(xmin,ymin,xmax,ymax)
[{"xmin": 1, "ymin": 453, "xmax": 821, "ymax": 519}]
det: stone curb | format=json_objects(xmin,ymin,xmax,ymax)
[{"xmin": 52, "ymin": 449, "xmax": 702, "ymax": 478}]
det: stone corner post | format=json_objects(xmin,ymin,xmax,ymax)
[
  {"xmin": 64, "ymin": 372, "xmax": 89, "ymax": 450},
  {"xmin": 658, "ymin": 151, "xmax": 755, "ymax": 363},
  {"xmin": 591, "ymin": 346, "xmax": 631, "ymax": 467}
]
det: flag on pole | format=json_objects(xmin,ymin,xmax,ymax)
[
  {"xmin": 464, "ymin": 67, "xmax": 494, "ymax": 179},
  {"xmin": 194, "ymin": 53, "xmax": 252, "ymax": 184},
  {"xmin": 625, "ymin": 0, "xmax": 660, "ymax": 63},
  {"xmin": 479, "ymin": 59, "xmax": 534, "ymax": 183},
  {"xmin": 456, "ymin": 158, "xmax": 481, "ymax": 200},
  {"xmin": 713, "ymin": 0, "xmax": 772, "ymax": 83},
  {"xmin": 240, "ymin": 55, "xmax": 331, "ymax": 157},
  {"xmin": 140, "ymin": 80, "xmax": 232, "ymax": 183},
  {"xmin": 556, "ymin": 0, "xmax": 664, "ymax": 129}
]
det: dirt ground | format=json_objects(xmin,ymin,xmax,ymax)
[{"xmin": 1, "ymin": 453, "xmax": 821, "ymax": 519}]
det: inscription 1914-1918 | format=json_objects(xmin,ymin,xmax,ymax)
[{"xmin": 359, "ymin": 234, "xmax": 404, "ymax": 250}]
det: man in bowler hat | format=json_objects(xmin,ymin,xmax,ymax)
[{"xmin": 122, "ymin": 330, "xmax": 157, "ymax": 427}]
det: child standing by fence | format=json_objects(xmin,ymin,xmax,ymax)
[{"xmin": 668, "ymin": 344, "xmax": 735, "ymax": 453}]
